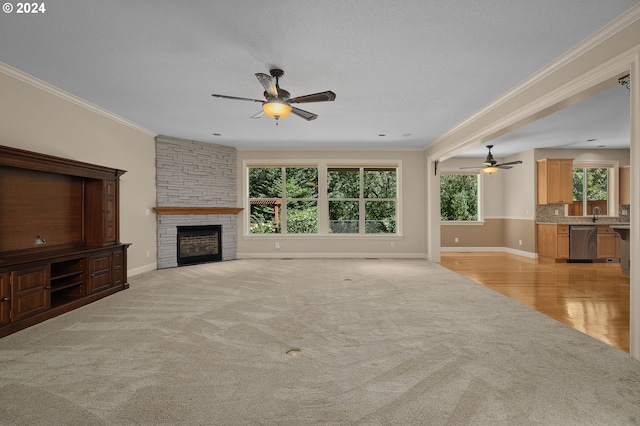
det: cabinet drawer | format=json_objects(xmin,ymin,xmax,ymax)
[
  {"xmin": 557, "ymin": 225, "xmax": 569, "ymax": 234},
  {"xmin": 597, "ymin": 225, "xmax": 616, "ymax": 234}
]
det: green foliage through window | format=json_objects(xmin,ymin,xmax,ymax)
[
  {"xmin": 440, "ymin": 173, "xmax": 478, "ymax": 221},
  {"xmin": 572, "ymin": 167, "xmax": 608, "ymax": 216},
  {"xmin": 249, "ymin": 165, "xmax": 398, "ymax": 235},
  {"xmin": 249, "ymin": 167, "xmax": 318, "ymax": 234}
]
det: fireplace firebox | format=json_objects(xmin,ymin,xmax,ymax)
[{"xmin": 176, "ymin": 225, "xmax": 222, "ymax": 266}]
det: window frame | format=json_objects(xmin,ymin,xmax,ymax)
[
  {"xmin": 243, "ymin": 159, "xmax": 402, "ymax": 238},
  {"xmin": 570, "ymin": 160, "xmax": 619, "ymax": 217},
  {"xmin": 439, "ymin": 170, "xmax": 484, "ymax": 224}
]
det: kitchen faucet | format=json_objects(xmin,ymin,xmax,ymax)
[{"xmin": 592, "ymin": 206, "xmax": 602, "ymax": 222}]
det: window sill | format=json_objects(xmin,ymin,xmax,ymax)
[{"xmin": 243, "ymin": 234, "xmax": 404, "ymax": 240}]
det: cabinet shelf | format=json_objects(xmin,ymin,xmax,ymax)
[
  {"xmin": 51, "ymin": 271, "xmax": 83, "ymax": 281},
  {"xmin": 50, "ymin": 279, "xmax": 84, "ymax": 292}
]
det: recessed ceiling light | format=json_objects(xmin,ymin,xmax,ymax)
[
  {"xmin": 597, "ymin": 145, "xmax": 606, "ymax": 148},
  {"xmin": 401, "ymin": 133, "xmax": 412, "ymax": 137},
  {"xmin": 587, "ymin": 138, "xmax": 596, "ymax": 142},
  {"xmin": 212, "ymin": 133, "xmax": 222, "ymax": 136},
  {"xmin": 378, "ymin": 134, "xmax": 386, "ymax": 137}
]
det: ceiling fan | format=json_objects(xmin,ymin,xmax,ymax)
[
  {"xmin": 460, "ymin": 145, "xmax": 523, "ymax": 174},
  {"xmin": 211, "ymin": 68, "xmax": 336, "ymax": 124}
]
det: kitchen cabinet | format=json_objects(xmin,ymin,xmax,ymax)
[
  {"xmin": 537, "ymin": 159, "xmax": 574, "ymax": 204},
  {"xmin": 537, "ymin": 224, "xmax": 569, "ymax": 260},
  {"xmin": 619, "ymin": 166, "xmax": 630, "ymax": 205},
  {"xmin": 597, "ymin": 225, "xmax": 620, "ymax": 260}
]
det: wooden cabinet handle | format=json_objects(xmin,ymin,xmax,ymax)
[{"xmin": 1, "ymin": 297, "xmax": 10, "ymax": 302}]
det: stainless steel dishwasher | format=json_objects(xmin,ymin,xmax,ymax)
[{"xmin": 568, "ymin": 225, "xmax": 597, "ymax": 262}]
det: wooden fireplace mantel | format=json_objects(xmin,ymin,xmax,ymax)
[{"xmin": 153, "ymin": 207, "xmax": 243, "ymax": 215}]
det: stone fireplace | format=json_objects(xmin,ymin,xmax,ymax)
[{"xmin": 155, "ymin": 136, "xmax": 239, "ymax": 269}]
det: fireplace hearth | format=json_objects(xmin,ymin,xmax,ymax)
[{"xmin": 176, "ymin": 225, "xmax": 222, "ymax": 266}]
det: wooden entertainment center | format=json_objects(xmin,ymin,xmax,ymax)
[{"xmin": 0, "ymin": 145, "xmax": 130, "ymax": 338}]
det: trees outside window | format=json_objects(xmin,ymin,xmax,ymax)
[
  {"xmin": 440, "ymin": 173, "xmax": 479, "ymax": 221},
  {"xmin": 572, "ymin": 167, "xmax": 608, "ymax": 216},
  {"xmin": 249, "ymin": 167, "xmax": 318, "ymax": 234},
  {"xmin": 249, "ymin": 164, "xmax": 398, "ymax": 235},
  {"xmin": 328, "ymin": 167, "xmax": 397, "ymax": 234}
]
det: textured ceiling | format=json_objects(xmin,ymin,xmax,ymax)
[{"xmin": 0, "ymin": 0, "xmax": 637, "ymax": 153}]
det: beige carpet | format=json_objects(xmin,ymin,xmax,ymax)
[{"xmin": 0, "ymin": 258, "xmax": 639, "ymax": 425}]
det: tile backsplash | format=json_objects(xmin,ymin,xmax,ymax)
[{"xmin": 536, "ymin": 204, "xmax": 630, "ymax": 224}]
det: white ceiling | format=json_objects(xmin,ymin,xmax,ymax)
[{"xmin": 0, "ymin": 1, "xmax": 637, "ymax": 154}]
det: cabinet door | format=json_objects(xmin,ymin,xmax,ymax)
[
  {"xmin": 548, "ymin": 160, "xmax": 573, "ymax": 203},
  {"xmin": 11, "ymin": 266, "xmax": 50, "ymax": 322},
  {"xmin": 537, "ymin": 224, "xmax": 558, "ymax": 258},
  {"xmin": 0, "ymin": 272, "xmax": 10, "ymax": 326},
  {"xmin": 112, "ymin": 248, "xmax": 123, "ymax": 288},
  {"xmin": 104, "ymin": 180, "xmax": 117, "ymax": 243},
  {"xmin": 557, "ymin": 234, "xmax": 569, "ymax": 259},
  {"xmin": 85, "ymin": 179, "xmax": 118, "ymax": 246},
  {"xmin": 597, "ymin": 234, "xmax": 619, "ymax": 259},
  {"xmin": 89, "ymin": 253, "xmax": 112, "ymax": 293}
]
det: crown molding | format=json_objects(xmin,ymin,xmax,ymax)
[
  {"xmin": 427, "ymin": 3, "xmax": 640, "ymax": 152},
  {"xmin": 0, "ymin": 61, "xmax": 157, "ymax": 137}
]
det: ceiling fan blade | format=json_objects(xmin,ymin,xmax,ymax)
[
  {"xmin": 289, "ymin": 91, "xmax": 336, "ymax": 104},
  {"xmin": 291, "ymin": 107, "xmax": 318, "ymax": 121},
  {"xmin": 495, "ymin": 160, "xmax": 523, "ymax": 167},
  {"xmin": 496, "ymin": 165, "xmax": 514, "ymax": 169},
  {"xmin": 250, "ymin": 110, "xmax": 265, "ymax": 119},
  {"xmin": 255, "ymin": 73, "xmax": 278, "ymax": 97},
  {"xmin": 212, "ymin": 94, "xmax": 264, "ymax": 103}
]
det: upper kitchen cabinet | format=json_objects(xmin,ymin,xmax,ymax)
[
  {"xmin": 619, "ymin": 165, "xmax": 630, "ymax": 205},
  {"xmin": 537, "ymin": 159, "xmax": 574, "ymax": 204}
]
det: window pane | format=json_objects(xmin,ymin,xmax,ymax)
[
  {"xmin": 364, "ymin": 168, "xmax": 396, "ymax": 198},
  {"xmin": 286, "ymin": 167, "xmax": 318, "ymax": 198},
  {"xmin": 440, "ymin": 174, "xmax": 478, "ymax": 221},
  {"xmin": 586, "ymin": 168, "xmax": 608, "ymax": 215},
  {"xmin": 329, "ymin": 200, "xmax": 359, "ymax": 233},
  {"xmin": 249, "ymin": 168, "xmax": 282, "ymax": 198},
  {"xmin": 572, "ymin": 169, "xmax": 584, "ymax": 202},
  {"xmin": 250, "ymin": 203, "xmax": 281, "ymax": 234},
  {"xmin": 286, "ymin": 201, "xmax": 318, "ymax": 233},
  {"xmin": 328, "ymin": 168, "xmax": 359, "ymax": 198},
  {"xmin": 365, "ymin": 201, "xmax": 396, "ymax": 233}
]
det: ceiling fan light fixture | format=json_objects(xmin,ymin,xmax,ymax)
[
  {"xmin": 262, "ymin": 100, "xmax": 292, "ymax": 119},
  {"xmin": 482, "ymin": 166, "xmax": 499, "ymax": 175}
]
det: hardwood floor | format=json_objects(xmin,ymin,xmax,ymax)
[{"xmin": 439, "ymin": 252, "xmax": 630, "ymax": 353}]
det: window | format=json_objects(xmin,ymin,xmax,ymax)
[
  {"xmin": 440, "ymin": 173, "xmax": 479, "ymax": 221},
  {"xmin": 247, "ymin": 162, "xmax": 399, "ymax": 235},
  {"xmin": 328, "ymin": 167, "xmax": 397, "ymax": 234},
  {"xmin": 572, "ymin": 166, "xmax": 608, "ymax": 216},
  {"xmin": 249, "ymin": 167, "xmax": 318, "ymax": 234}
]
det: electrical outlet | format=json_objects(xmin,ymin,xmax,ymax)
[
  {"xmin": 275, "ymin": 241, "xmax": 280, "ymax": 250},
  {"xmin": 146, "ymin": 250, "xmax": 150, "ymax": 258},
  {"xmin": 519, "ymin": 240, "xmax": 522, "ymax": 246},
  {"xmin": 390, "ymin": 242, "xmax": 395, "ymax": 248},
  {"xmin": 455, "ymin": 237, "xmax": 459, "ymax": 243},
  {"xmin": 555, "ymin": 209, "xmax": 559, "ymax": 215}
]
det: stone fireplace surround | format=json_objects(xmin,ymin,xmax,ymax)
[{"xmin": 156, "ymin": 136, "xmax": 239, "ymax": 269}]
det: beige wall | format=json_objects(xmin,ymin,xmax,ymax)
[
  {"xmin": 235, "ymin": 149, "xmax": 426, "ymax": 258},
  {"xmin": 0, "ymin": 71, "xmax": 157, "ymax": 275}
]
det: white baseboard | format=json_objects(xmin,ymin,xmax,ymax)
[
  {"xmin": 237, "ymin": 252, "xmax": 427, "ymax": 259},
  {"xmin": 441, "ymin": 246, "xmax": 537, "ymax": 259},
  {"xmin": 128, "ymin": 262, "xmax": 157, "ymax": 277}
]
